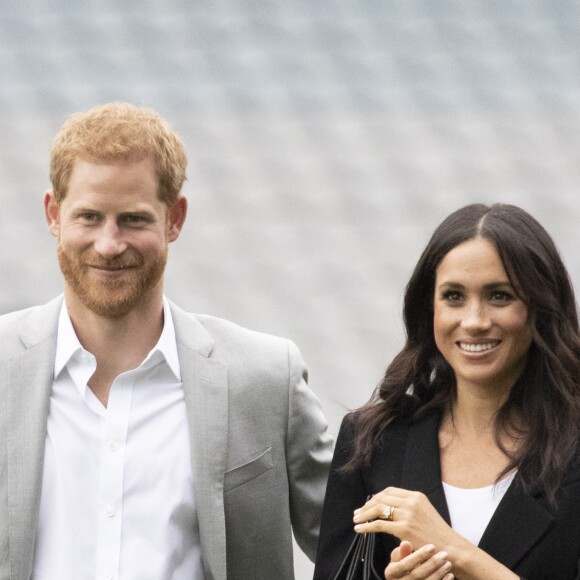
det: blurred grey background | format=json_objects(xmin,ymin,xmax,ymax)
[{"xmin": 2, "ymin": 1, "xmax": 580, "ymax": 577}]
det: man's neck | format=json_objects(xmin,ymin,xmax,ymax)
[{"xmin": 64, "ymin": 290, "xmax": 165, "ymax": 406}]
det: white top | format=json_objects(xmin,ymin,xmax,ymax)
[
  {"xmin": 442, "ymin": 472, "xmax": 516, "ymax": 546},
  {"xmin": 32, "ymin": 299, "xmax": 205, "ymax": 580}
]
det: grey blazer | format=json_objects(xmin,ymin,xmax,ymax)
[{"xmin": 0, "ymin": 296, "xmax": 333, "ymax": 580}]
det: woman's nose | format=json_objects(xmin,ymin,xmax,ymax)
[{"xmin": 460, "ymin": 302, "xmax": 492, "ymax": 332}]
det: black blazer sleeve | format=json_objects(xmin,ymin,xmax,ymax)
[
  {"xmin": 313, "ymin": 416, "xmax": 399, "ymax": 578},
  {"xmin": 313, "ymin": 417, "xmax": 367, "ymax": 579}
]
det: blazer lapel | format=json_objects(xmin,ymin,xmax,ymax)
[
  {"xmin": 400, "ymin": 412, "xmax": 451, "ymax": 525},
  {"xmin": 478, "ymin": 480, "xmax": 554, "ymax": 569},
  {"xmin": 171, "ymin": 304, "xmax": 228, "ymax": 580},
  {"xmin": 3, "ymin": 298, "xmax": 60, "ymax": 579}
]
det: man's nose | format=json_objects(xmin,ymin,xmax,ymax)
[{"xmin": 93, "ymin": 221, "xmax": 128, "ymax": 258}]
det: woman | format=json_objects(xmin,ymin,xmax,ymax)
[{"xmin": 314, "ymin": 203, "xmax": 580, "ymax": 580}]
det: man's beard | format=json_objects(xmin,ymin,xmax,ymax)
[{"xmin": 58, "ymin": 244, "xmax": 168, "ymax": 319}]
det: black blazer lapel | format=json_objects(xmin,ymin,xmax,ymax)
[
  {"xmin": 400, "ymin": 412, "xmax": 451, "ymax": 525},
  {"xmin": 478, "ymin": 479, "xmax": 555, "ymax": 569}
]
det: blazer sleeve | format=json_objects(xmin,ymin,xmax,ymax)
[
  {"xmin": 313, "ymin": 415, "xmax": 370, "ymax": 579},
  {"xmin": 285, "ymin": 339, "xmax": 334, "ymax": 562}
]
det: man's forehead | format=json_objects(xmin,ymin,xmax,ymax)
[
  {"xmin": 66, "ymin": 158, "xmax": 158, "ymax": 191},
  {"xmin": 64, "ymin": 196, "xmax": 159, "ymax": 212},
  {"xmin": 69, "ymin": 156, "xmax": 156, "ymax": 175},
  {"xmin": 60, "ymin": 178, "xmax": 164, "ymax": 214}
]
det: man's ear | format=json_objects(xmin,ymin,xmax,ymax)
[
  {"xmin": 44, "ymin": 190, "xmax": 61, "ymax": 238},
  {"xmin": 167, "ymin": 195, "xmax": 188, "ymax": 243}
]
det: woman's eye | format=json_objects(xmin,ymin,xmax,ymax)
[
  {"xmin": 490, "ymin": 291, "xmax": 513, "ymax": 302},
  {"xmin": 442, "ymin": 290, "xmax": 463, "ymax": 302}
]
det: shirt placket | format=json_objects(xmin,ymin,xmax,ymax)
[{"xmin": 95, "ymin": 373, "xmax": 134, "ymax": 580}]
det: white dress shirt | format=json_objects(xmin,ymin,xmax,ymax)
[{"xmin": 32, "ymin": 299, "xmax": 205, "ymax": 580}]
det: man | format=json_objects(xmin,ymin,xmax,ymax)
[{"xmin": 0, "ymin": 102, "xmax": 333, "ymax": 580}]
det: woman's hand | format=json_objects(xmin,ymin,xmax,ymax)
[
  {"xmin": 354, "ymin": 488, "xmax": 519, "ymax": 580},
  {"xmin": 353, "ymin": 487, "xmax": 460, "ymax": 551},
  {"xmin": 385, "ymin": 541, "xmax": 453, "ymax": 580}
]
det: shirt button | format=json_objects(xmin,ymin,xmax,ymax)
[
  {"xmin": 109, "ymin": 440, "xmax": 119, "ymax": 451},
  {"xmin": 104, "ymin": 572, "xmax": 113, "ymax": 580},
  {"xmin": 105, "ymin": 506, "xmax": 116, "ymax": 518}
]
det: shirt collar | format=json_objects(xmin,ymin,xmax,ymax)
[
  {"xmin": 54, "ymin": 302, "xmax": 84, "ymax": 379},
  {"xmin": 54, "ymin": 297, "xmax": 181, "ymax": 381},
  {"xmin": 148, "ymin": 298, "xmax": 181, "ymax": 380}
]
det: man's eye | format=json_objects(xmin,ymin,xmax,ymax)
[{"xmin": 123, "ymin": 215, "xmax": 145, "ymax": 223}]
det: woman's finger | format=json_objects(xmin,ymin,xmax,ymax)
[
  {"xmin": 385, "ymin": 546, "xmax": 452, "ymax": 580},
  {"xmin": 416, "ymin": 552, "xmax": 453, "ymax": 580},
  {"xmin": 355, "ymin": 488, "xmax": 428, "ymax": 526},
  {"xmin": 354, "ymin": 500, "xmax": 400, "ymax": 525},
  {"xmin": 391, "ymin": 543, "xmax": 435, "ymax": 569},
  {"xmin": 363, "ymin": 487, "xmax": 415, "ymax": 510},
  {"xmin": 381, "ymin": 487, "xmax": 415, "ymax": 499},
  {"xmin": 393, "ymin": 541, "xmax": 414, "ymax": 562}
]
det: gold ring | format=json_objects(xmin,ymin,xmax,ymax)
[{"xmin": 380, "ymin": 504, "xmax": 395, "ymax": 521}]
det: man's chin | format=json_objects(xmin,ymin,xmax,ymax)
[
  {"xmin": 80, "ymin": 295, "xmax": 142, "ymax": 319},
  {"xmin": 69, "ymin": 280, "xmax": 148, "ymax": 318}
]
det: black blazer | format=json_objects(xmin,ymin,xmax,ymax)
[{"xmin": 313, "ymin": 411, "xmax": 580, "ymax": 580}]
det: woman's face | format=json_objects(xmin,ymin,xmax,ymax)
[{"xmin": 433, "ymin": 237, "xmax": 533, "ymax": 399}]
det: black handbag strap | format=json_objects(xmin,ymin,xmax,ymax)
[
  {"xmin": 332, "ymin": 495, "xmax": 383, "ymax": 580},
  {"xmin": 332, "ymin": 531, "xmax": 382, "ymax": 580}
]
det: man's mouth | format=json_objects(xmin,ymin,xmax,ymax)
[{"xmin": 88, "ymin": 264, "xmax": 137, "ymax": 271}]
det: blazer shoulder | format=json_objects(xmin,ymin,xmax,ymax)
[
  {"xmin": 345, "ymin": 405, "xmax": 418, "ymax": 445},
  {"xmin": 171, "ymin": 302, "xmax": 292, "ymax": 358},
  {"xmin": 197, "ymin": 313, "xmax": 288, "ymax": 345},
  {"xmin": 337, "ymin": 407, "xmax": 440, "ymax": 488},
  {"xmin": 0, "ymin": 296, "xmax": 61, "ymax": 355},
  {"xmin": 170, "ymin": 305, "xmax": 307, "ymax": 403}
]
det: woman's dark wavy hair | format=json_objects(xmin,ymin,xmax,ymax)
[{"xmin": 346, "ymin": 203, "xmax": 580, "ymax": 501}]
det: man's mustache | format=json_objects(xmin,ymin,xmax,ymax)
[{"xmin": 82, "ymin": 253, "xmax": 144, "ymax": 270}]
